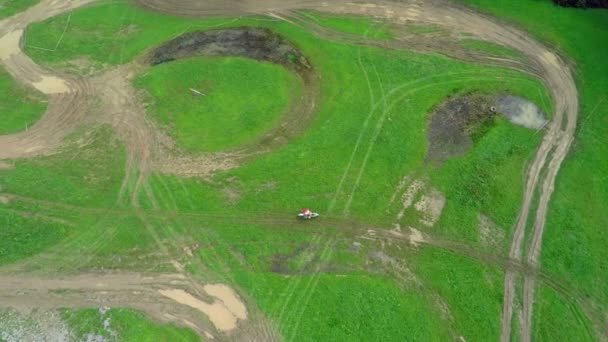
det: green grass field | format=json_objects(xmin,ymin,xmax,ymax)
[
  {"xmin": 135, "ymin": 57, "xmax": 302, "ymax": 152},
  {"xmin": 298, "ymin": 10, "xmax": 395, "ymax": 39},
  {"xmin": 0, "ymin": 0, "xmax": 39, "ymax": 18},
  {"xmin": 1, "ymin": 0, "xmax": 605, "ymax": 340},
  {"xmin": 0, "ymin": 68, "xmax": 47, "ymax": 134}
]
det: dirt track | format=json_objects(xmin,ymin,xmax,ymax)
[
  {"xmin": 0, "ymin": 272, "xmax": 265, "ymax": 339},
  {"xmin": 0, "ymin": 0, "xmax": 579, "ymax": 340}
]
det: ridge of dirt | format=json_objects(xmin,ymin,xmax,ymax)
[{"xmin": 151, "ymin": 27, "xmax": 311, "ymax": 74}]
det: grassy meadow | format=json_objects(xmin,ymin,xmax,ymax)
[{"xmin": 3, "ymin": 0, "xmax": 597, "ymax": 340}]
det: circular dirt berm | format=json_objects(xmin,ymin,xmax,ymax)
[{"xmin": 146, "ymin": 27, "xmax": 318, "ymax": 153}]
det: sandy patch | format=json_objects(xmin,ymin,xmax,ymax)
[
  {"xmin": 204, "ymin": 284, "xmax": 247, "ymax": 320},
  {"xmin": 170, "ymin": 260, "xmax": 185, "ymax": 272},
  {"xmin": 0, "ymin": 195, "xmax": 11, "ymax": 205},
  {"xmin": 32, "ymin": 76, "xmax": 70, "ymax": 94},
  {"xmin": 408, "ymin": 227, "xmax": 425, "ymax": 247},
  {"xmin": 414, "ymin": 189, "xmax": 445, "ymax": 227},
  {"xmin": 159, "ymin": 289, "xmax": 240, "ymax": 332},
  {"xmin": 0, "ymin": 30, "xmax": 23, "ymax": 60},
  {"xmin": 541, "ymin": 51, "xmax": 560, "ymax": 69},
  {"xmin": 397, "ymin": 180, "xmax": 424, "ymax": 220},
  {"xmin": 407, "ymin": 8, "xmax": 421, "ymax": 16}
]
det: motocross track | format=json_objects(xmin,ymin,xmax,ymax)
[{"xmin": 0, "ymin": 0, "xmax": 579, "ymax": 340}]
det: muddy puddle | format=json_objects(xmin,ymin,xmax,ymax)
[{"xmin": 426, "ymin": 93, "xmax": 547, "ymax": 164}]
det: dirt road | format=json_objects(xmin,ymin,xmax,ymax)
[
  {"xmin": 0, "ymin": 0, "xmax": 579, "ymax": 340},
  {"xmin": 0, "ymin": 272, "xmax": 262, "ymax": 339}
]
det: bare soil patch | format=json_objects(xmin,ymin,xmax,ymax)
[
  {"xmin": 414, "ymin": 189, "xmax": 446, "ymax": 227},
  {"xmin": 426, "ymin": 93, "xmax": 497, "ymax": 164},
  {"xmin": 32, "ymin": 75, "xmax": 69, "ymax": 94},
  {"xmin": 151, "ymin": 27, "xmax": 312, "ymax": 75},
  {"xmin": 0, "ymin": 29, "xmax": 22, "ymax": 60},
  {"xmin": 204, "ymin": 284, "xmax": 248, "ymax": 320},
  {"xmin": 158, "ymin": 288, "xmax": 243, "ymax": 332}
]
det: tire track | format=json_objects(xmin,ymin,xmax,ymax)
[{"xmin": 286, "ymin": 238, "xmax": 334, "ymax": 342}]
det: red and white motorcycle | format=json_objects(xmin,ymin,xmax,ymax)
[{"xmin": 297, "ymin": 209, "xmax": 319, "ymax": 220}]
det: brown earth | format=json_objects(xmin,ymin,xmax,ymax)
[
  {"xmin": 425, "ymin": 93, "xmax": 497, "ymax": 164},
  {"xmin": 0, "ymin": 0, "xmax": 582, "ymax": 340}
]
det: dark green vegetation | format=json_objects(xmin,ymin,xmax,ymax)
[
  {"xmin": 135, "ymin": 57, "xmax": 302, "ymax": 152},
  {"xmin": 0, "ymin": 68, "xmax": 47, "ymax": 134},
  {"xmin": 460, "ymin": 0, "xmax": 608, "ymax": 339},
  {"xmin": 4, "ymin": 0, "xmax": 598, "ymax": 340},
  {"xmin": 0, "ymin": 0, "xmax": 39, "ymax": 18},
  {"xmin": 553, "ymin": 0, "xmax": 608, "ymax": 8}
]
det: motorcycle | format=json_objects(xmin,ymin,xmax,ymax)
[{"xmin": 297, "ymin": 212, "xmax": 319, "ymax": 220}]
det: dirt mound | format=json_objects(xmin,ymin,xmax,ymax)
[
  {"xmin": 426, "ymin": 93, "xmax": 497, "ymax": 164},
  {"xmin": 151, "ymin": 27, "xmax": 311, "ymax": 75}
]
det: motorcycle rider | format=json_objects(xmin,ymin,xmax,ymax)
[{"xmin": 300, "ymin": 208, "xmax": 313, "ymax": 219}]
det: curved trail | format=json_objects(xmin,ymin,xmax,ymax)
[
  {"xmin": 0, "ymin": 0, "xmax": 579, "ymax": 340},
  {"xmin": 0, "ymin": 0, "xmax": 95, "ymax": 159}
]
